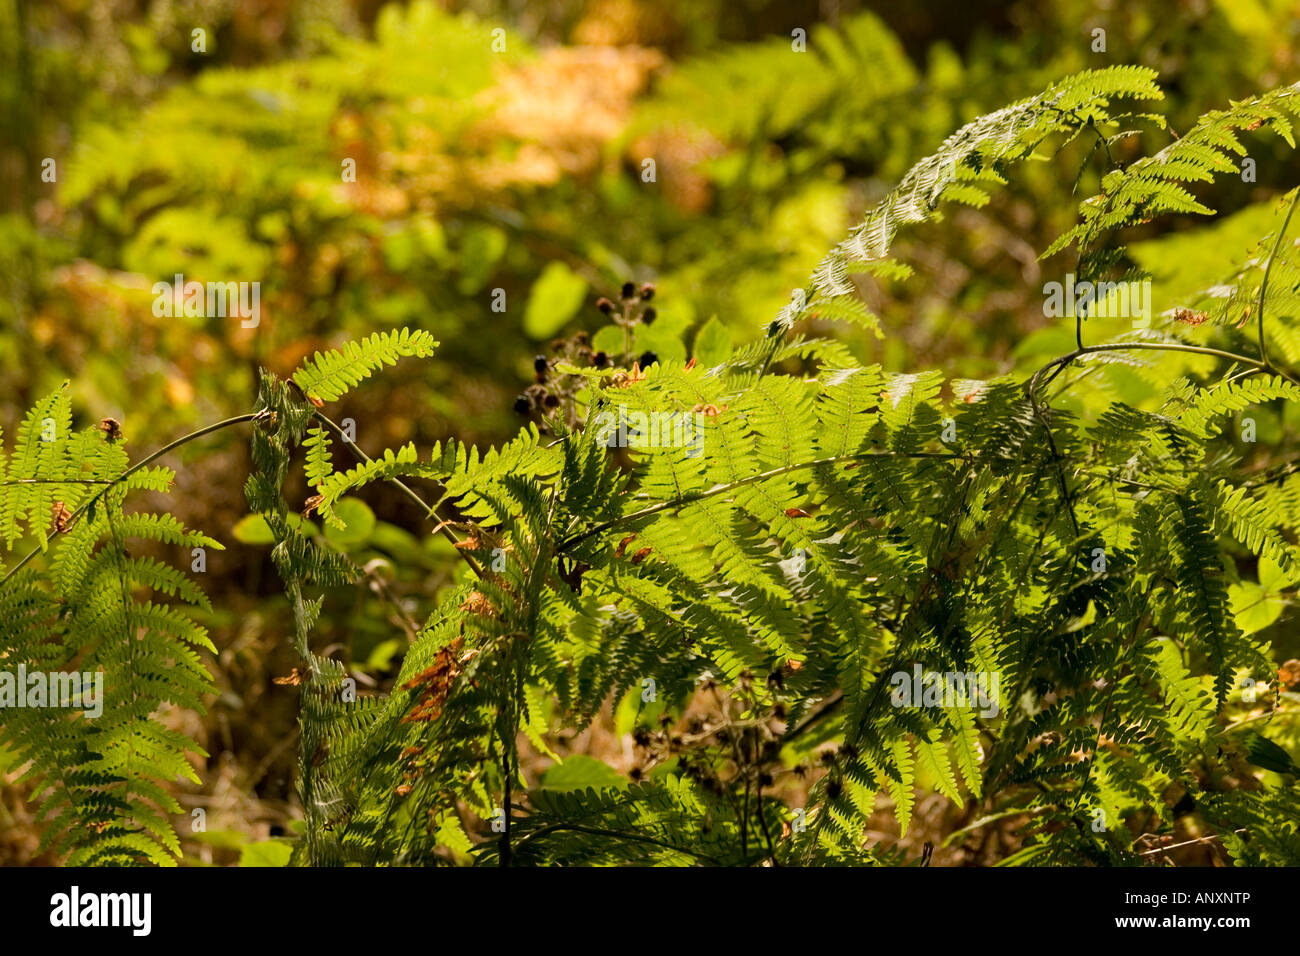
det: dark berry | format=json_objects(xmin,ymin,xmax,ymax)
[
  {"xmin": 593, "ymin": 351, "xmax": 609, "ymax": 368},
  {"xmin": 533, "ymin": 355, "xmax": 548, "ymax": 373},
  {"xmin": 641, "ymin": 307, "xmax": 657, "ymax": 326},
  {"xmin": 639, "ymin": 283, "xmax": 655, "ymax": 300},
  {"xmin": 638, "ymin": 350, "xmax": 658, "ymax": 368},
  {"xmin": 513, "ymin": 395, "xmax": 531, "ymax": 416},
  {"xmin": 543, "ymin": 393, "xmax": 559, "ymax": 408},
  {"xmin": 597, "ymin": 297, "xmax": 615, "ymax": 315},
  {"xmin": 621, "ymin": 281, "xmax": 636, "ymax": 299}
]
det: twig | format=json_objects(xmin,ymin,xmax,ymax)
[{"xmin": 1136, "ymin": 829, "xmax": 1248, "ymax": 857}]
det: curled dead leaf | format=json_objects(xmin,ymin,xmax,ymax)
[
  {"xmin": 98, "ymin": 417, "xmax": 123, "ymax": 442},
  {"xmin": 52, "ymin": 501, "xmax": 73, "ymax": 534},
  {"xmin": 460, "ymin": 591, "xmax": 496, "ymax": 617}
]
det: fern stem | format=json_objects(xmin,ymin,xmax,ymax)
[
  {"xmin": 567, "ymin": 337, "xmax": 1300, "ymax": 555},
  {"xmin": 313, "ymin": 412, "xmax": 483, "ymax": 578},
  {"xmin": 1, "ymin": 478, "xmax": 116, "ymax": 485},
  {"xmin": 1256, "ymin": 187, "xmax": 1300, "ymax": 371},
  {"xmin": 1032, "ymin": 341, "xmax": 1300, "ymax": 394},
  {"xmin": 1, "ymin": 411, "xmax": 265, "ymax": 587},
  {"xmin": 499, "ymin": 735, "xmax": 512, "ymax": 867},
  {"xmin": 1240, "ymin": 455, "xmax": 1300, "ymax": 489},
  {"xmin": 556, "ymin": 450, "xmax": 963, "ymax": 551},
  {"xmin": 1028, "ymin": 387, "xmax": 1080, "ymax": 537}
]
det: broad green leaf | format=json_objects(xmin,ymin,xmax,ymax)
[{"xmin": 523, "ymin": 261, "xmax": 587, "ymax": 339}]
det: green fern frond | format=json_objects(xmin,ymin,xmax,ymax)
[{"xmin": 292, "ymin": 328, "xmax": 438, "ymax": 403}]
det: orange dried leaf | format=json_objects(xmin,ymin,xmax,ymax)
[
  {"xmin": 52, "ymin": 501, "xmax": 74, "ymax": 534},
  {"xmin": 1279, "ymin": 659, "xmax": 1300, "ymax": 691},
  {"xmin": 401, "ymin": 636, "xmax": 465, "ymax": 724}
]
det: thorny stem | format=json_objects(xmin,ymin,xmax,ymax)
[{"xmin": 1, "ymin": 412, "xmax": 265, "ymax": 588}]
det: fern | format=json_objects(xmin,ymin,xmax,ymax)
[
  {"xmin": 255, "ymin": 78, "xmax": 1300, "ymax": 860},
  {"xmin": 769, "ymin": 66, "xmax": 1164, "ymax": 337},
  {"xmin": 16, "ymin": 69, "xmax": 1300, "ymax": 869},
  {"xmin": 0, "ymin": 394, "xmax": 220, "ymax": 865},
  {"xmin": 292, "ymin": 328, "xmax": 438, "ymax": 404}
]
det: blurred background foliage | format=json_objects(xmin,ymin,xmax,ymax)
[{"xmin": 3, "ymin": 0, "xmax": 1300, "ymax": 863}]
